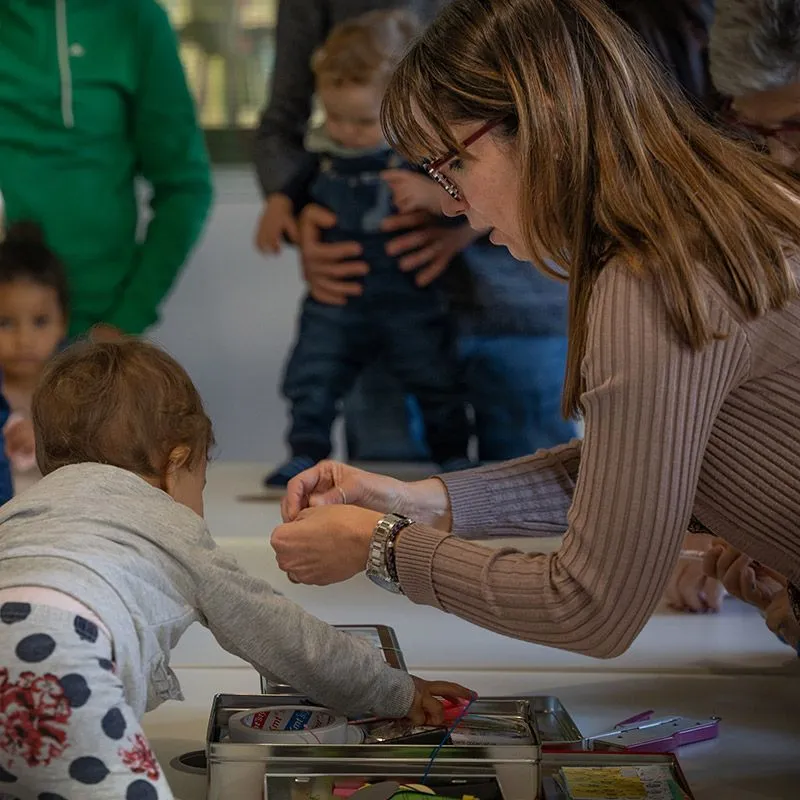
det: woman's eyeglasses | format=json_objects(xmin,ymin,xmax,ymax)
[{"xmin": 422, "ymin": 119, "xmax": 503, "ymax": 202}]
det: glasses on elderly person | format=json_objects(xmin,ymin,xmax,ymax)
[
  {"xmin": 719, "ymin": 97, "xmax": 800, "ymax": 143},
  {"xmin": 423, "ymin": 119, "xmax": 503, "ymax": 202}
]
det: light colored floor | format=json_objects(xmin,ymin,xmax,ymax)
[{"xmin": 146, "ymin": 462, "xmax": 800, "ymax": 800}]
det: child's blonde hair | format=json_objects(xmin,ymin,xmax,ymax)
[
  {"xmin": 32, "ymin": 340, "xmax": 214, "ymax": 477},
  {"xmin": 312, "ymin": 9, "xmax": 419, "ymax": 88}
]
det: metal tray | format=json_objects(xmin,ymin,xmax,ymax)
[
  {"xmin": 529, "ymin": 696, "xmax": 585, "ymax": 750},
  {"xmin": 540, "ymin": 752, "xmax": 696, "ymax": 799},
  {"xmin": 260, "ymin": 625, "xmax": 407, "ymax": 695},
  {"xmin": 205, "ymin": 694, "xmax": 541, "ymax": 800},
  {"xmin": 249, "ymin": 693, "xmax": 584, "ymax": 751}
]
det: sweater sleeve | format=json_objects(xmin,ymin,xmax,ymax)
[
  {"xmin": 191, "ymin": 533, "xmax": 414, "ymax": 717},
  {"xmin": 104, "ymin": 1, "xmax": 212, "ymax": 334},
  {"xmin": 395, "ymin": 264, "xmax": 751, "ymax": 657},
  {"xmin": 437, "ymin": 440, "xmax": 582, "ymax": 538}
]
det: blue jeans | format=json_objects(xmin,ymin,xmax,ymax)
[
  {"xmin": 282, "ymin": 285, "xmax": 470, "ymax": 464},
  {"xmin": 344, "ymin": 334, "xmax": 577, "ymax": 462}
]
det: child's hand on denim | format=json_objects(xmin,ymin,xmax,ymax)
[
  {"xmin": 382, "ymin": 170, "xmax": 445, "ymax": 215},
  {"xmin": 255, "ymin": 194, "xmax": 299, "ymax": 255},
  {"xmin": 407, "ymin": 677, "xmax": 474, "ymax": 726}
]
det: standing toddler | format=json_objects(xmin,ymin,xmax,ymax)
[{"xmin": 260, "ymin": 10, "xmax": 471, "ymax": 488}]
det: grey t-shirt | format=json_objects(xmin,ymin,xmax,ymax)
[{"xmin": 0, "ymin": 463, "xmax": 414, "ymax": 719}]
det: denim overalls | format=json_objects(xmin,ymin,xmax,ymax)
[{"xmin": 281, "ymin": 139, "xmax": 469, "ymax": 465}]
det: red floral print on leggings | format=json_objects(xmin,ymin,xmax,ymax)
[
  {"xmin": 120, "ymin": 733, "xmax": 160, "ymax": 781},
  {"xmin": 0, "ymin": 668, "xmax": 71, "ymax": 767}
]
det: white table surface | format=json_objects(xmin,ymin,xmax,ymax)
[{"xmin": 147, "ymin": 463, "xmax": 800, "ymax": 799}]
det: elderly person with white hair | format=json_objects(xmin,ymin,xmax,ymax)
[{"xmin": 711, "ymin": 0, "xmax": 800, "ymax": 167}]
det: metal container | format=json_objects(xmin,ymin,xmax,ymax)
[
  {"xmin": 205, "ymin": 694, "xmax": 541, "ymax": 800},
  {"xmin": 260, "ymin": 626, "xmax": 407, "ymax": 695},
  {"xmin": 540, "ymin": 752, "xmax": 696, "ymax": 799},
  {"xmin": 528, "ymin": 696, "xmax": 585, "ymax": 751}
]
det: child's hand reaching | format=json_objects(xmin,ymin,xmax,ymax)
[
  {"xmin": 255, "ymin": 194, "xmax": 299, "ymax": 255},
  {"xmin": 407, "ymin": 676, "xmax": 475, "ymax": 726},
  {"xmin": 383, "ymin": 170, "xmax": 445, "ymax": 215},
  {"xmin": 4, "ymin": 413, "xmax": 36, "ymax": 471}
]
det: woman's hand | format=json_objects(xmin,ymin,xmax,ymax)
[
  {"xmin": 764, "ymin": 591, "xmax": 800, "ymax": 652},
  {"xmin": 281, "ymin": 460, "xmax": 411, "ymax": 522},
  {"xmin": 703, "ymin": 544, "xmax": 785, "ymax": 610},
  {"xmin": 271, "ymin": 505, "xmax": 381, "ymax": 585},
  {"xmin": 407, "ymin": 678, "xmax": 475, "ymax": 726},
  {"xmin": 664, "ymin": 532, "xmax": 725, "ymax": 613},
  {"xmin": 281, "ymin": 460, "xmax": 453, "ymax": 530}
]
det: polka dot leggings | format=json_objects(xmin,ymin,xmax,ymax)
[{"xmin": 0, "ymin": 602, "xmax": 174, "ymax": 800}]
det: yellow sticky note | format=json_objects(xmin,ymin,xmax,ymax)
[{"xmin": 560, "ymin": 767, "xmax": 648, "ymax": 799}]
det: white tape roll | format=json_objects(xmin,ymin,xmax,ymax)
[{"xmin": 228, "ymin": 706, "xmax": 349, "ymax": 744}]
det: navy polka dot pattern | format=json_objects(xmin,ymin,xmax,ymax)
[
  {"xmin": 0, "ymin": 602, "xmax": 31, "ymax": 624},
  {"xmin": 2, "ymin": 605, "xmax": 168, "ymax": 798},
  {"xmin": 59, "ymin": 674, "xmax": 91, "ymax": 708},
  {"xmin": 15, "ymin": 633, "xmax": 56, "ymax": 663},
  {"xmin": 73, "ymin": 616, "xmax": 98, "ymax": 643},
  {"xmin": 101, "ymin": 707, "xmax": 127, "ymax": 740},
  {"xmin": 126, "ymin": 779, "xmax": 158, "ymax": 800},
  {"xmin": 68, "ymin": 756, "xmax": 109, "ymax": 784}
]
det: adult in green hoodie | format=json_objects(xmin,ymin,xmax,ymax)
[{"xmin": 0, "ymin": 0, "xmax": 213, "ymax": 338}]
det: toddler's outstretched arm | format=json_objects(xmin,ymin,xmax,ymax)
[{"xmin": 189, "ymin": 531, "xmax": 471, "ymax": 718}]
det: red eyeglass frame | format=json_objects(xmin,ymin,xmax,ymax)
[{"xmin": 423, "ymin": 119, "xmax": 504, "ymax": 200}]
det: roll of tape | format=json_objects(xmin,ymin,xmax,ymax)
[{"xmin": 228, "ymin": 706, "xmax": 349, "ymax": 744}]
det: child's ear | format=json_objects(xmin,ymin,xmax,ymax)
[{"xmin": 166, "ymin": 445, "xmax": 191, "ymax": 473}]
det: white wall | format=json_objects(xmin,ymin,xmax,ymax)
[{"xmin": 151, "ymin": 168, "xmax": 307, "ymax": 463}]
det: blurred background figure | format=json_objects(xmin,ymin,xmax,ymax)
[
  {"xmin": 0, "ymin": 223, "xmax": 68, "ymax": 495},
  {"xmin": 711, "ymin": 0, "xmax": 800, "ymax": 168},
  {"xmin": 608, "ymin": 0, "xmax": 720, "ymax": 114},
  {"xmin": 254, "ymin": 0, "xmax": 575, "ymax": 471},
  {"xmin": 260, "ymin": 10, "xmax": 472, "ymax": 488},
  {"xmin": 0, "ymin": 0, "xmax": 212, "ymax": 341}
]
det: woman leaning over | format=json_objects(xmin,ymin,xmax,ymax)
[{"xmin": 271, "ymin": 0, "xmax": 800, "ymax": 658}]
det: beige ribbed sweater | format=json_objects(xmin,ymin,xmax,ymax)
[{"xmin": 395, "ymin": 259, "xmax": 800, "ymax": 658}]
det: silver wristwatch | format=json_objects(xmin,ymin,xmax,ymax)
[{"xmin": 366, "ymin": 513, "xmax": 412, "ymax": 594}]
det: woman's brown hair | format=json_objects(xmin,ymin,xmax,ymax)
[
  {"xmin": 33, "ymin": 340, "xmax": 214, "ymax": 477},
  {"xmin": 382, "ymin": 0, "xmax": 800, "ymax": 416}
]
